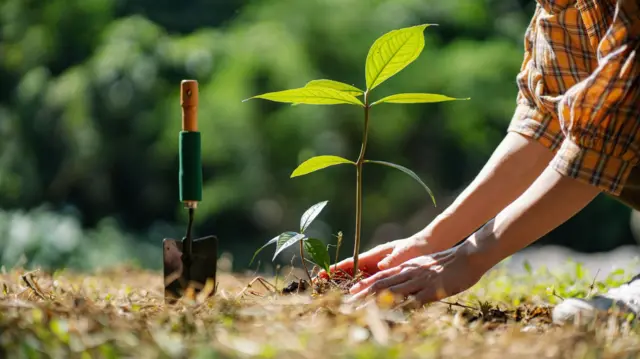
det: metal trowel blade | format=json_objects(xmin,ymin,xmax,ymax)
[{"xmin": 163, "ymin": 235, "xmax": 218, "ymax": 303}]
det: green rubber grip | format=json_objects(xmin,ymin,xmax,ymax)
[{"xmin": 179, "ymin": 131, "xmax": 203, "ymax": 202}]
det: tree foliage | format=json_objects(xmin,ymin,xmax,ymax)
[{"xmin": 0, "ymin": 0, "xmax": 633, "ymax": 270}]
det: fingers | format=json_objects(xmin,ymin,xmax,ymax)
[
  {"xmin": 347, "ymin": 266, "xmax": 404, "ymax": 297},
  {"xmin": 413, "ymin": 282, "xmax": 450, "ymax": 304},
  {"xmin": 386, "ymin": 276, "xmax": 429, "ymax": 296},
  {"xmin": 350, "ymin": 268, "xmax": 432, "ymax": 301},
  {"xmin": 319, "ymin": 243, "xmax": 394, "ymax": 277},
  {"xmin": 378, "ymin": 246, "xmax": 414, "ymax": 270}
]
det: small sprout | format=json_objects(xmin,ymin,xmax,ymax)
[{"xmin": 251, "ymin": 201, "xmax": 331, "ymax": 283}]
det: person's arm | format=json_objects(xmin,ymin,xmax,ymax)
[
  {"xmin": 415, "ymin": 132, "xmax": 554, "ymax": 249},
  {"xmin": 347, "ymin": 164, "xmax": 601, "ymax": 303},
  {"xmin": 468, "ymin": 0, "xmax": 640, "ymax": 270},
  {"xmin": 375, "ymin": 127, "xmax": 562, "ymax": 269},
  {"xmin": 413, "ymin": 4, "xmax": 558, "ymax": 251},
  {"xmin": 466, "ymin": 164, "xmax": 600, "ymax": 271}
]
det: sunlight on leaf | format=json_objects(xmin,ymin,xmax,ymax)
[
  {"xmin": 365, "ymin": 160, "xmax": 436, "ymax": 206},
  {"xmin": 291, "ymin": 155, "xmax": 355, "ymax": 177},
  {"xmin": 243, "ymin": 87, "xmax": 364, "ymax": 106},
  {"xmin": 300, "ymin": 200, "xmax": 329, "ymax": 233},
  {"xmin": 371, "ymin": 93, "xmax": 469, "ymax": 106},
  {"xmin": 365, "ymin": 24, "xmax": 434, "ymax": 91},
  {"xmin": 250, "ymin": 231, "xmax": 297, "ymax": 265},
  {"xmin": 273, "ymin": 232, "xmax": 307, "ymax": 261},
  {"xmin": 305, "ymin": 79, "xmax": 364, "ymax": 96},
  {"xmin": 304, "ymin": 238, "xmax": 331, "ymax": 273}
]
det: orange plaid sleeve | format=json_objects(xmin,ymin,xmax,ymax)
[
  {"xmin": 508, "ymin": 4, "xmax": 567, "ymax": 153},
  {"xmin": 552, "ymin": 0, "xmax": 640, "ymax": 195}
]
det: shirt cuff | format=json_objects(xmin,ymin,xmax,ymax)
[
  {"xmin": 507, "ymin": 104, "xmax": 565, "ymax": 154},
  {"xmin": 550, "ymin": 138, "xmax": 635, "ymax": 196}
]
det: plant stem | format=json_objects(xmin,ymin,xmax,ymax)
[
  {"xmin": 333, "ymin": 231, "xmax": 343, "ymax": 276},
  {"xmin": 299, "ymin": 241, "xmax": 313, "ymax": 283},
  {"xmin": 353, "ymin": 93, "xmax": 371, "ymax": 278}
]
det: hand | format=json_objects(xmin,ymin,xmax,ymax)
[
  {"xmin": 347, "ymin": 244, "xmax": 486, "ymax": 305},
  {"xmin": 318, "ymin": 234, "xmax": 447, "ymax": 279}
]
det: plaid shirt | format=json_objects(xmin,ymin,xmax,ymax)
[{"xmin": 508, "ymin": 0, "xmax": 640, "ymax": 196}]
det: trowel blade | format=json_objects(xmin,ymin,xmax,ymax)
[{"xmin": 163, "ymin": 235, "xmax": 218, "ymax": 303}]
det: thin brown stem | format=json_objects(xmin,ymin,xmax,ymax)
[
  {"xmin": 299, "ymin": 241, "xmax": 313, "ymax": 283},
  {"xmin": 333, "ymin": 231, "xmax": 343, "ymax": 276},
  {"xmin": 353, "ymin": 93, "xmax": 371, "ymax": 277}
]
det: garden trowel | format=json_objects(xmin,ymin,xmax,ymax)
[{"xmin": 163, "ymin": 80, "xmax": 219, "ymax": 303}]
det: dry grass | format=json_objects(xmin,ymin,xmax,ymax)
[{"xmin": 1, "ymin": 262, "xmax": 640, "ymax": 359}]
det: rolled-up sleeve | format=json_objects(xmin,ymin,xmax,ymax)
[
  {"xmin": 508, "ymin": 4, "xmax": 567, "ymax": 153},
  {"xmin": 552, "ymin": 0, "xmax": 640, "ymax": 196}
]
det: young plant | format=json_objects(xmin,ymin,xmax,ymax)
[
  {"xmin": 250, "ymin": 201, "xmax": 332, "ymax": 283},
  {"xmin": 245, "ymin": 24, "xmax": 469, "ymax": 277}
]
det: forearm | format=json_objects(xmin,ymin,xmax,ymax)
[
  {"xmin": 418, "ymin": 132, "xmax": 555, "ymax": 248},
  {"xmin": 465, "ymin": 165, "xmax": 600, "ymax": 270}
]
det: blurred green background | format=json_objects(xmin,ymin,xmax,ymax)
[{"xmin": 0, "ymin": 0, "xmax": 635, "ymax": 273}]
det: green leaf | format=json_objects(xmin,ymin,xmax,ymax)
[
  {"xmin": 250, "ymin": 231, "xmax": 302, "ymax": 265},
  {"xmin": 243, "ymin": 87, "xmax": 364, "ymax": 106},
  {"xmin": 273, "ymin": 232, "xmax": 307, "ymax": 261},
  {"xmin": 304, "ymin": 238, "xmax": 331, "ymax": 273},
  {"xmin": 609, "ymin": 269, "xmax": 625, "ymax": 277},
  {"xmin": 305, "ymin": 79, "xmax": 364, "ymax": 96},
  {"xmin": 249, "ymin": 233, "xmax": 283, "ymax": 265},
  {"xmin": 365, "ymin": 24, "xmax": 433, "ymax": 91},
  {"xmin": 365, "ymin": 160, "xmax": 436, "ymax": 206},
  {"xmin": 291, "ymin": 155, "xmax": 355, "ymax": 177},
  {"xmin": 523, "ymin": 260, "xmax": 532, "ymax": 275},
  {"xmin": 300, "ymin": 200, "xmax": 329, "ymax": 233},
  {"xmin": 371, "ymin": 93, "xmax": 469, "ymax": 106}
]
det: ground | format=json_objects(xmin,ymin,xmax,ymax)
[{"xmin": 0, "ymin": 259, "xmax": 639, "ymax": 359}]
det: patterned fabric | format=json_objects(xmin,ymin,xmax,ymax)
[{"xmin": 508, "ymin": 0, "xmax": 640, "ymax": 196}]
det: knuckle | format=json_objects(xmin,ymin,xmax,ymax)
[{"xmin": 370, "ymin": 281, "xmax": 386, "ymax": 292}]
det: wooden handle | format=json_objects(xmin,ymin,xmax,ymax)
[{"xmin": 181, "ymin": 80, "xmax": 198, "ymax": 132}]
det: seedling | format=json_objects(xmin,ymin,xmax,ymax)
[
  {"xmin": 245, "ymin": 24, "xmax": 469, "ymax": 277},
  {"xmin": 250, "ymin": 200, "xmax": 332, "ymax": 282}
]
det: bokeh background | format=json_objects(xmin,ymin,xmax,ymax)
[{"xmin": 1, "ymin": 0, "xmax": 638, "ymax": 274}]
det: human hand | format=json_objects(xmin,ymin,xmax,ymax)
[
  {"xmin": 346, "ymin": 244, "xmax": 486, "ymax": 305},
  {"xmin": 318, "ymin": 234, "xmax": 445, "ymax": 279}
]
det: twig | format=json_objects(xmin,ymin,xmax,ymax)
[
  {"xmin": 235, "ymin": 276, "xmax": 277, "ymax": 299},
  {"xmin": 588, "ymin": 269, "xmax": 601, "ymax": 297},
  {"xmin": 337, "ymin": 268, "xmax": 353, "ymax": 280},
  {"xmin": 333, "ymin": 231, "xmax": 343, "ymax": 276},
  {"xmin": 439, "ymin": 300, "xmax": 478, "ymax": 311},
  {"xmin": 21, "ymin": 270, "xmax": 47, "ymax": 300}
]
